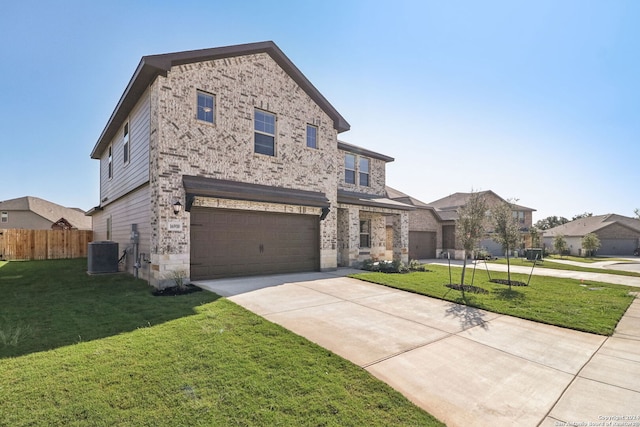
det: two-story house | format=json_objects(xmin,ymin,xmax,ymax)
[
  {"xmin": 426, "ymin": 190, "xmax": 536, "ymax": 258},
  {"xmin": 88, "ymin": 41, "xmax": 411, "ymax": 287}
]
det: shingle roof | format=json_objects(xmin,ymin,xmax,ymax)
[
  {"xmin": 91, "ymin": 41, "xmax": 350, "ymax": 159},
  {"xmin": 0, "ymin": 196, "xmax": 92, "ymax": 230},
  {"xmin": 428, "ymin": 190, "xmax": 535, "ymax": 212},
  {"xmin": 338, "ymin": 141, "xmax": 394, "ymax": 163},
  {"xmin": 385, "ymin": 186, "xmax": 448, "ymax": 220},
  {"xmin": 543, "ymin": 214, "xmax": 640, "ymax": 237},
  {"xmin": 385, "ymin": 186, "xmax": 428, "ymax": 207}
]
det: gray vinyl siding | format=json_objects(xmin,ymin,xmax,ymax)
[
  {"xmin": 91, "ymin": 185, "xmax": 151, "ymax": 280},
  {"xmin": 0, "ymin": 211, "xmax": 52, "ymax": 229},
  {"xmin": 99, "ymin": 89, "xmax": 150, "ymax": 205}
]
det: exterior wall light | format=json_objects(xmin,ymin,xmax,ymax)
[{"xmin": 172, "ymin": 201, "xmax": 183, "ymax": 216}]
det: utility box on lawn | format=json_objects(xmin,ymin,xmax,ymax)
[{"xmin": 525, "ymin": 248, "xmax": 543, "ymax": 261}]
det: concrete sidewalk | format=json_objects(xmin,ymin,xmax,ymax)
[
  {"xmin": 426, "ymin": 259, "xmax": 640, "ymax": 288},
  {"xmin": 196, "ymin": 272, "xmax": 640, "ymax": 427}
]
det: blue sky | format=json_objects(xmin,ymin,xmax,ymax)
[{"xmin": 1, "ymin": 0, "xmax": 638, "ymax": 221}]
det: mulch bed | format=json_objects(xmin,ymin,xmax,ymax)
[
  {"xmin": 152, "ymin": 284, "xmax": 203, "ymax": 296},
  {"xmin": 445, "ymin": 284, "xmax": 489, "ymax": 294},
  {"xmin": 489, "ymin": 279, "xmax": 528, "ymax": 287}
]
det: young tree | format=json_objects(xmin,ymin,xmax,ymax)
[
  {"xmin": 529, "ymin": 226, "xmax": 540, "ymax": 248},
  {"xmin": 455, "ymin": 191, "xmax": 488, "ymax": 287},
  {"xmin": 534, "ymin": 216, "xmax": 569, "ymax": 230},
  {"xmin": 553, "ymin": 235, "xmax": 568, "ymax": 257},
  {"xmin": 635, "ymin": 208, "xmax": 640, "ymax": 219},
  {"xmin": 491, "ymin": 200, "xmax": 521, "ymax": 289},
  {"xmin": 572, "ymin": 212, "xmax": 593, "ymax": 221},
  {"xmin": 581, "ymin": 233, "xmax": 601, "ymax": 258}
]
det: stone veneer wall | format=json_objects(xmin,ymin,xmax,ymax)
[
  {"xmin": 147, "ymin": 52, "xmax": 340, "ymax": 286},
  {"xmin": 337, "ymin": 204, "xmax": 409, "ymax": 267}
]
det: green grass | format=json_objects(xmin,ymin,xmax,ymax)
[
  {"xmin": 0, "ymin": 259, "xmax": 441, "ymax": 426},
  {"xmin": 353, "ymin": 264, "xmax": 635, "ymax": 335},
  {"xmin": 487, "ymin": 257, "xmax": 640, "ymax": 277}
]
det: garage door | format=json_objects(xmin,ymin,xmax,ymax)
[
  {"xmin": 409, "ymin": 231, "xmax": 436, "ymax": 259},
  {"xmin": 190, "ymin": 208, "xmax": 320, "ymax": 280},
  {"xmin": 599, "ymin": 239, "xmax": 638, "ymax": 256}
]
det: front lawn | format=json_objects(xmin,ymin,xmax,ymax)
[
  {"xmin": 0, "ymin": 259, "xmax": 441, "ymax": 426},
  {"xmin": 487, "ymin": 257, "xmax": 640, "ymax": 277},
  {"xmin": 353, "ymin": 264, "xmax": 635, "ymax": 335}
]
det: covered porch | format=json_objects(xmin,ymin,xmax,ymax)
[{"xmin": 336, "ymin": 191, "xmax": 413, "ymax": 268}]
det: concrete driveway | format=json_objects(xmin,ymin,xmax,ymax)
[{"xmin": 196, "ymin": 271, "xmax": 640, "ymax": 427}]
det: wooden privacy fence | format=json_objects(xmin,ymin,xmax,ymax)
[{"xmin": 0, "ymin": 229, "xmax": 93, "ymax": 260}]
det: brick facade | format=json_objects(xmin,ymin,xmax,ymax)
[
  {"xmin": 91, "ymin": 43, "xmax": 412, "ymax": 287},
  {"xmin": 146, "ymin": 52, "xmax": 341, "ymax": 284}
]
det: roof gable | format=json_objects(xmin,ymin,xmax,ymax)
[
  {"xmin": 543, "ymin": 214, "xmax": 640, "ymax": 237},
  {"xmin": 427, "ymin": 190, "xmax": 535, "ymax": 212},
  {"xmin": 91, "ymin": 41, "xmax": 350, "ymax": 159},
  {"xmin": 0, "ymin": 196, "xmax": 91, "ymax": 230}
]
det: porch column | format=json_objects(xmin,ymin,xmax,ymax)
[
  {"xmin": 392, "ymin": 211, "xmax": 409, "ymax": 264},
  {"xmin": 337, "ymin": 207, "xmax": 360, "ymax": 267}
]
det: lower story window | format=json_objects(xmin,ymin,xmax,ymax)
[
  {"xmin": 106, "ymin": 216, "xmax": 112, "ymax": 240},
  {"xmin": 360, "ymin": 219, "xmax": 371, "ymax": 248}
]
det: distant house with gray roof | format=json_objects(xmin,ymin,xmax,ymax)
[
  {"xmin": 543, "ymin": 214, "xmax": 640, "ymax": 256},
  {"xmin": 427, "ymin": 190, "xmax": 536, "ymax": 258},
  {"xmin": 0, "ymin": 196, "xmax": 91, "ymax": 230}
]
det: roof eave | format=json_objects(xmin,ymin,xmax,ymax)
[{"xmin": 338, "ymin": 141, "xmax": 394, "ymax": 162}]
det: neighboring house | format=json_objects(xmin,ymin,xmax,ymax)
[
  {"xmin": 0, "ymin": 196, "xmax": 91, "ymax": 230},
  {"xmin": 88, "ymin": 41, "xmax": 412, "ymax": 287},
  {"xmin": 426, "ymin": 191, "xmax": 536, "ymax": 258},
  {"xmin": 543, "ymin": 214, "xmax": 640, "ymax": 256},
  {"xmin": 386, "ymin": 186, "xmax": 442, "ymax": 259}
]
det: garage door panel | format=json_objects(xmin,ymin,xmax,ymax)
[
  {"xmin": 409, "ymin": 231, "xmax": 436, "ymax": 259},
  {"xmin": 599, "ymin": 239, "xmax": 637, "ymax": 255},
  {"xmin": 190, "ymin": 208, "xmax": 319, "ymax": 280}
]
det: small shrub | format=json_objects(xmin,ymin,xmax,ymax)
[
  {"xmin": 474, "ymin": 249, "xmax": 491, "ymax": 260},
  {"xmin": 408, "ymin": 259, "xmax": 427, "ymax": 271},
  {"xmin": 362, "ymin": 258, "xmax": 409, "ymax": 274},
  {"xmin": 165, "ymin": 269, "xmax": 188, "ymax": 290}
]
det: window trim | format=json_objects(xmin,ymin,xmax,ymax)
[
  {"xmin": 359, "ymin": 219, "xmax": 371, "ymax": 249},
  {"xmin": 306, "ymin": 124, "xmax": 318, "ymax": 149},
  {"xmin": 254, "ymin": 109, "xmax": 276, "ymax": 156},
  {"xmin": 359, "ymin": 157, "xmax": 370, "ymax": 187},
  {"xmin": 106, "ymin": 216, "xmax": 112, "ymax": 240},
  {"xmin": 1, "ymin": 211, "xmax": 7, "ymax": 223},
  {"xmin": 123, "ymin": 121, "xmax": 130, "ymax": 165},
  {"xmin": 107, "ymin": 145, "xmax": 113, "ymax": 180},
  {"xmin": 196, "ymin": 90, "xmax": 215, "ymax": 124},
  {"xmin": 345, "ymin": 153, "xmax": 356, "ymax": 184}
]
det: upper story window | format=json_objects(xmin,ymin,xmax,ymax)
[
  {"xmin": 1, "ymin": 211, "xmax": 7, "ymax": 223},
  {"xmin": 197, "ymin": 91, "xmax": 215, "ymax": 124},
  {"xmin": 512, "ymin": 211, "xmax": 525, "ymax": 224},
  {"xmin": 254, "ymin": 109, "xmax": 276, "ymax": 156},
  {"xmin": 345, "ymin": 154, "xmax": 356, "ymax": 184},
  {"xmin": 306, "ymin": 124, "xmax": 317, "ymax": 149},
  {"xmin": 359, "ymin": 157, "xmax": 370, "ymax": 187},
  {"xmin": 107, "ymin": 145, "xmax": 113, "ymax": 179},
  {"xmin": 123, "ymin": 122, "xmax": 130, "ymax": 165}
]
